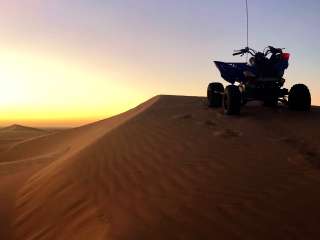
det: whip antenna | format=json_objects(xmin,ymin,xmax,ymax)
[{"xmin": 245, "ymin": 0, "xmax": 249, "ymax": 61}]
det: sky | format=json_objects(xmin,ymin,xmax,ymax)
[{"xmin": 0, "ymin": 0, "xmax": 319, "ymax": 127}]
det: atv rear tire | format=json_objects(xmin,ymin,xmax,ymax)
[
  {"xmin": 207, "ymin": 82, "xmax": 224, "ymax": 108},
  {"xmin": 224, "ymin": 85, "xmax": 241, "ymax": 115},
  {"xmin": 288, "ymin": 84, "xmax": 311, "ymax": 111}
]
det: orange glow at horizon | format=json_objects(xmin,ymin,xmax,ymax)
[{"xmin": 0, "ymin": 47, "xmax": 151, "ymax": 127}]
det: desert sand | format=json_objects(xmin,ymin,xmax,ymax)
[{"xmin": 1, "ymin": 95, "xmax": 320, "ymax": 240}]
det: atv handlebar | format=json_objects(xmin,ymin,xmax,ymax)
[
  {"xmin": 233, "ymin": 46, "xmax": 284, "ymax": 58},
  {"xmin": 232, "ymin": 51, "xmax": 243, "ymax": 56},
  {"xmin": 233, "ymin": 48, "xmax": 247, "ymax": 56},
  {"xmin": 233, "ymin": 47, "xmax": 256, "ymax": 57}
]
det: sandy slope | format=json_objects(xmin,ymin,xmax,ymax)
[
  {"xmin": 0, "ymin": 97, "xmax": 158, "ymax": 240},
  {"xmin": 1, "ymin": 95, "xmax": 320, "ymax": 240},
  {"xmin": 0, "ymin": 125, "xmax": 56, "ymax": 239}
]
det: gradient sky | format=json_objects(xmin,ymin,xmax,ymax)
[{"xmin": 0, "ymin": 0, "xmax": 319, "ymax": 127}]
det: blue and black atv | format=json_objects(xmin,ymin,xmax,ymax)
[{"xmin": 207, "ymin": 46, "xmax": 311, "ymax": 114}]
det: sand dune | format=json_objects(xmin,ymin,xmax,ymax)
[
  {"xmin": 0, "ymin": 125, "xmax": 51, "ymax": 153},
  {"xmin": 0, "ymin": 124, "xmax": 46, "ymax": 133},
  {"xmin": 1, "ymin": 95, "xmax": 320, "ymax": 240}
]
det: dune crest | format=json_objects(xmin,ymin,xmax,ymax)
[
  {"xmin": 1, "ymin": 96, "xmax": 320, "ymax": 240},
  {"xmin": 1, "ymin": 124, "xmax": 45, "ymax": 132},
  {"xmin": 0, "ymin": 97, "xmax": 158, "ymax": 164}
]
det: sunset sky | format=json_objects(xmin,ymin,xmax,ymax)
[{"xmin": 0, "ymin": 0, "xmax": 319, "ymax": 127}]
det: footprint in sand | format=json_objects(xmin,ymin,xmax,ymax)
[
  {"xmin": 213, "ymin": 129, "xmax": 243, "ymax": 138},
  {"xmin": 304, "ymin": 150, "xmax": 320, "ymax": 167},
  {"xmin": 280, "ymin": 137, "xmax": 320, "ymax": 167},
  {"xmin": 173, "ymin": 114, "xmax": 193, "ymax": 120},
  {"xmin": 288, "ymin": 152, "xmax": 320, "ymax": 168},
  {"xmin": 204, "ymin": 120, "xmax": 217, "ymax": 127}
]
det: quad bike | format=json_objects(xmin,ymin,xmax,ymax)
[{"xmin": 207, "ymin": 46, "xmax": 311, "ymax": 114}]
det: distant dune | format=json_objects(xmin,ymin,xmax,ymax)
[
  {"xmin": 0, "ymin": 124, "xmax": 46, "ymax": 132},
  {"xmin": 1, "ymin": 95, "xmax": 320, "ymax": 240},
  {"xmin": 0, "ymin": 124, "xmax": 52, "ymax": 153}
]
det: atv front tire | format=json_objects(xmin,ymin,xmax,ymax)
[
  {"xmin": 224, "ymin": 85, "xmax": 241, "ymax": 115},
  {"xmin": 207, "ymin": 82, "xmax": 224, "ymax": 108},
  {"xmin": 288, "ymin": 84, "xmax": 311, "ymax": 111}
]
